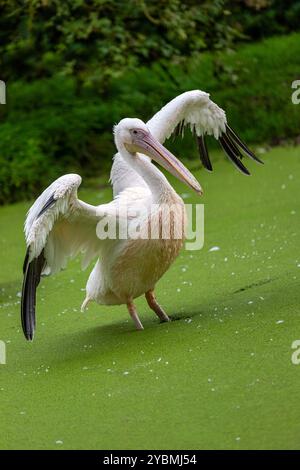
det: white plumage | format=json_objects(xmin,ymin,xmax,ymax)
[{"xmin": 21, "ymin": 90, "xmax": 262, "ymax": 340}]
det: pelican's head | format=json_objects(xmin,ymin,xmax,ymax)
[{"xmin": 114, "ymin": 118, "xmax": 202, "ymax": 195}]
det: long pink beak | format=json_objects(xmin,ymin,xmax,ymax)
[{"xmin": 131, "ymin": 131, "xmax": 203, "ymax": 195}]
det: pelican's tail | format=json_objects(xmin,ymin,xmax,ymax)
[{"xmin": 81, "ymin": 296, "xmax": 91, "ymax": 312}]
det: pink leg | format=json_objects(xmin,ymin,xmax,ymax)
[
  {"xmin": 145, "ymin": 290, "xmax": 170, "ymax": 323},
  {"xmin": 127, "ymin": 300, "xmax": 144, "ymax": 330}
]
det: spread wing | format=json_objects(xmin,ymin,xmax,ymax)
[
  {"xmin": 146, "ymin": 90, "xmax": 263, "ymax": 175},
  {"xmin": 110, "ymin": 90, "xmax": 262, "ymax": 197},
  {"xmin": 22, "ymin": 174, "xmax": 107, "ymax": 340}
]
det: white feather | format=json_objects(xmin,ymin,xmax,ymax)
[
  {"xmin": 147, "ymin": 89, "xmax": 227, "ymax": 142},
  {"xmin": 25, "ymin": 174, "xmax": 102, "ymax": 274},
  {"xmin": 110, "ymin": 152, "xmax": 148, "ymax": 197}
]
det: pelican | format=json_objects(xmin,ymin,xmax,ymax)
[{"xmin": 21, "ymin": 90, "xmax": 262, "ymax": 340}]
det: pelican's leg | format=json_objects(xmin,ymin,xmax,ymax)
[
  {"xmin": 127, "ymin": 300, "xmax": 144, "ymax": 330},
  {"xmin": 145, "ymin": 290, "xmax": 170, "ymax": 323}
]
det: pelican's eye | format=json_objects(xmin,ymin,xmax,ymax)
[{"xmin": 130, "ymin": 128, "xmax": 146, "ymax": 137}]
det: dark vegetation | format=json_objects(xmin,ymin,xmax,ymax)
[{"xmin": 0, "ymin": 0, "xmax": 299, "ymax": 203}]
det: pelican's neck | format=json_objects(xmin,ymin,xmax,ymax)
[{"xmin": 121, "ymin": 148, "xmax": 176, "ymax": 202}]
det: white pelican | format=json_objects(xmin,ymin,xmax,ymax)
[{"xmin": 21, "ymin": 90, "xmax": 262, "ymax": 340}]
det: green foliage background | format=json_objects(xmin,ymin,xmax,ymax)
[
  {"xmin": 0, "ymin": 2, "xmax": 300, "ymax": 449},
  {"xmin": 0, "ymin": 0, "xmax": 299, "ymax": 203}
]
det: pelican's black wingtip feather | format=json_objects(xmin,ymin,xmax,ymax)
[
  {"xmin": 197, "ymin": 135, "xmax": 213, "ymax": 172},
  {"xmin": 22, "ymin": 247, "xmax": 30, "ymax": 275},
  {"xmin": 226, "ymin": 124, "xmax": 264, "ymax": 165},
  {"xmin": 219, "ymin": 135, "xmax": 251, "ymax": 176},
  {"xmin": 37, "ymin": 194, "xmax": 56, "ymax": 218},
  {"xmin": 22, "ymin": 194, "xmax": 57, "ymax": 341},
  {"xmin": 173, "ymin": 123, "xmax": 180, "ymax": 140},
  {"xmin": 225, "ymin": 131, "xmax": 244, "ymax": 160},
  {"xmin": 21, "ymin": 249, "xmax": 46, "ymax": 341}
]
